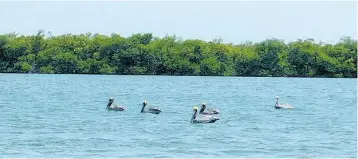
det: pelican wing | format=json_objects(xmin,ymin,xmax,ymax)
[
  {"xmin": 149, "ymin": 107, "xmax": 160, "ymax": 111},
  {"xmin": 201, "ymin": 115, "xmax": 214, "ymax": 120},
  {"xmin": 201, "ymin": 111, "xmax": 215, "ymax": 115},
  {"xmin": 199, "ymin": 115, "xmax": 219, "ymax": 121},
  {"xmin": 193, "ymin": 118, "xmax": 219, "ymax": 123},
  {"xmin": 278, "ymin": 104, "xmax": 294, "ymax": 109},
  {"xmin": 205, "ymin": 108, "xmax": 220, "ymax": 114},
  {"xmin": 147, "ymin": 106, "xmax": 161, "ymax": 114},
  {"xmin": 109, "ymin": 103, "xmax": 125, "ymax": 111}
]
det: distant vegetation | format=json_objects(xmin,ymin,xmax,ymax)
[{"xmin": 0, "ymin": 30, "xmax": 356, "ymax": 78}]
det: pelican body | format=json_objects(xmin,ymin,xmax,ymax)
[
  {"xmin": 107, "ymin": 97, "xmax": 125, "ymax": 111},
  {"xmin": 275, "ymin": 96, "xmax": 294, "ymax": 109},
  {"xmin": 141, "ymin": 101, "xmax": 161, "ymax": 114},
  {"xmin": 191, "ymin": 106, "xmax": 219, "ymax": 123},
  {"xmin": 199, "ymin": 103, "xmax": 220, "ymax": 115}
]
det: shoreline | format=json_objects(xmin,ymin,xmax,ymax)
[{"xmin": 1, "ymin": 72, "xmax": 356, "ymax": 79}]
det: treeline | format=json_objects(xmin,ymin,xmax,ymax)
[{"xmin": 0, "ymin": 30, "xmax": 356, "ymax": 77}]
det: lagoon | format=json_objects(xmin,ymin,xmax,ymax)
[{"xmin": 0, "ymin": 74, "xmax": 356, "ymax": 157}]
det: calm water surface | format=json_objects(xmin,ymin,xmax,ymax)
[{"xmin": 0, "ymin": 74, "xmax": 356, "ymax": 158}]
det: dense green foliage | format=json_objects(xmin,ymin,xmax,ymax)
[{"xmin": 0, "ymin": 31, "xmax": 356, "ymax": 77}]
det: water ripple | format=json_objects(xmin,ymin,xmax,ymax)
[{"xmin": 0, "ymin": 74, "xmax": 356, "ymax": 158}]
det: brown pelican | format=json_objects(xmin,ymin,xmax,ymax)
[
  {"xmin": 275, "ymin": 96, "xmax": 294, "ymax": 109},
  {"xmin": 141, "ymin": 101, "xmax": 161, "ymax": 114},
  {"xmin": 199, "ymin": 103, "xmax": 220, "ymax": 115},
  {"xmin": 107, "ymin": 97, "xmax": 125, "ymax": 111},
  {"xmin": 191, "ymin": 106, "xmax": 219, "ymax": 123}
]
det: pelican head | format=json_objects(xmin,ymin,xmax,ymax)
[
  {"xmin": 193, "ymin": 106, "xmax": 199, "ymax": 111},
  {"xmin": 108, "ymin": 97, "xmax": 114, "ymax": 107},
  {"xmin": 191, "ymin": 106, "xmax": 200, "ymax": 123},
  {"xmin": 143, "ymin": 100, "xmax": 148, "ymax": 105},
  {"xmin": 200, "ymin": 103, "xmax": 207, "ymax": 113}
]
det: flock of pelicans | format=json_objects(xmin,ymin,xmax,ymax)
[{"xmin": 107, "ymin": 96, "xmax": 294, "ymax": 124}]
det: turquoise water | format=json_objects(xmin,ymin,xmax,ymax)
[{"xmin": 0, "ymin": 74, "xmax": 356, "ymax": 158}]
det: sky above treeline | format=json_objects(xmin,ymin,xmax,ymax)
[{"xmin": 0, "ymin": 0, "xmax": 356, "ymax": 44}]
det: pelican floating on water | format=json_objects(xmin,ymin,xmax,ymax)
[
  {"xmin": 275, "ymin": 96, "xmax": 294, "ymax": 109},
  {"xmin": 191, "ymin": 106, "xmax": 219, "ymax": 123},
  {"xmin": 199, "ymin": 103, "xmax": 220, "ymax": 115},
  {"xmin": 107, "ymin": 97, "xmax": 125, "ymax": 111},
  {"xmin": 141, "ymin": 100, "xmax": 161, "ymax": 114}
]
